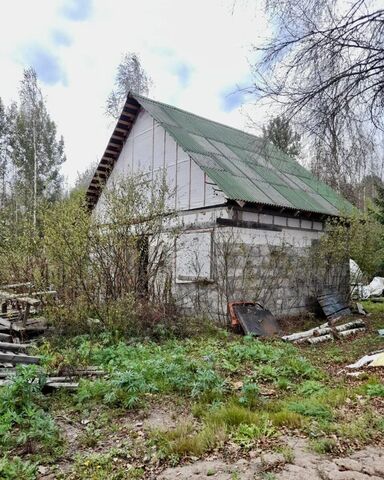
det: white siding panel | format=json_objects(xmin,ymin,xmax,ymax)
[
  {"xmin": 95, "ymin": 108, "xmax": 225, "ymax": 214},
  {"xmin": 176, "ymin": 159, "xmax": 190, "ymax": 210},
  {"xmin": 164, "ymin": 132, "xmax": 177, "ymax": 167},
  {"xmin": 133, "ymin": 129, "xmax": 153, "ymax": 174},
  {"xmin": 134, "ymin": 109, "xmax": 153, "ymax": 134},
  {"xmin": 205, "ymin": 175, "xmax": 223, "ymax": 206},
  {"xmin": 190, "ymin": 158, "xmax": 205, "ymax": 209},
  {"xmin": 153, "ymin": 124, "xmax": 165, "ymax": 172}
]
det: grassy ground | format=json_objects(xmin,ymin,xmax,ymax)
[{"xmin": 1, "ymin": 303, "xmax": 384, "ymax": 479}]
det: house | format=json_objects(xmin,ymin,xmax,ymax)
[{"xmin": 86, "ymin": 93, "xmax": 353, "ymax": 322}]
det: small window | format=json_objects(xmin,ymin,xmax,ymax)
[{"xmin": 176, "ymin": 231, "xmax": 212, "ymax": 282}]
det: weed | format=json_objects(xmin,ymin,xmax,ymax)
[
  {"xmin": 280, "ymin": 357, "xmax": 322, "ymax": 381},
  {"xmin": 270, "ymin": 411, "xmax": 306, "ymax": 429},
  {"xmin": 365, "ymin": 383, "xmax": 384, "ymax": 397},
  {"xmin": 262, "ymin": 473, "xmax": 277, "ymax": 480},
  {"xmin": 297, "ymin": 381, "xmax": 326, "ymax": 396},
  {"xmin": 0, "ymin": 456, "xmax": 37, "ymax": 480},
  {"xmin": 77, "ymin": 426, "xmax": 102, "ymax": 448},
  {"xmin": 150, "ymin": 421, "xmax": 226, "ymax": 460},
  {"xmin": 276, "ymin": 377, "xmax": 291, "ymax": 390},
  {"xmin": 0, "ymin": 366, "xmax": 61, "ymax": 455},
  {"xmin": 231, "ymin": 418, "xmax": 275, "ymax": 448},
  {"xmin": 208, "ymin": 404, "xmax": 260, "ymax": 427},
  {"xmin": 311, "ymin": 437, "xmax": 337, "ymax": 454},
  {"xmin": 287, "ymin": 400, "xmax": 332, "ymax": 420},
  {"xmin": 239, "ymin": 380, "xmax": 260, "ymax": 407},
  {"xmin": 276, "ymin": 445, "xmax": 295, "ymax": 463}
]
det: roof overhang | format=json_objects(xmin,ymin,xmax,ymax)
[{"xmin": 86, "ymin": 93, "xmax": 141, "ymax": 210}]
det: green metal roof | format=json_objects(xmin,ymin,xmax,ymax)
[{"xmin": 133, "ymin": 94, "xmax": 354, "ymax": 216}]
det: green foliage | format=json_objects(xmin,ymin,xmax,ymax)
[
  {"xmin": 297, "ymin": 381, "xmax": 326, "ymax": 396},
  {"xmin": 231, "ymin": 418, "xmax": 276, "ymax": 448},
  {"xmin": 239, "ymin": 380, "xmax": 260, "ymax": 407},
  {"xmin": 270, "ymin": 411, "xmax": 306, "ymax": 429},
  {"xmin": 365, "ymin": 383, "xmax": 384, "ymax": 397},
  {"xmin": 311, "ymin": 437, "xmax": 337, "ymax": 454},
  {"xmin": 0, "ymin": 456, "xmax": 37, "ymax": 480},
  {"xmin": 0, "ymin": 366, "xmax": 61, "ymax": 455},
  {"xmin": 287, "ymin": 400, "xmax": 333, "ymax": 420},
  {"xmin": 262, "ymin": 115, "xmax": 301, "ymax": 157},
  {"xmin": 150, "ymin": 421, "xmax": 227, "ymax": 460},
  {"xmin": 314, "ymin": 213, "xmax": 384, "ymax": 280}
]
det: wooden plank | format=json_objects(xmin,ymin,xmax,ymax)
[
  {"xmin": 0, "ymin": 318, "xmax": 11, "ymax": 329},
  {"xmin": 0, "ymin": 333, "xmax": 12, "ymax": 341},
  {"xmin": 0, "ymin": 352, "xmax": 40, "ymax": 364},
  {"xmin": 0, "ymin": 282, "xmax": 32, "ymax": 290},
  {"xmin": 0, "ymin": 290, "xmax": 40, "ymax": 306},
  {"xmin": 0, "ymin": 342, "xmax": 31, "ymax": 352},
  {"xmin": 45, "ymin": 382, "xmax": 78, "ymax": 389},
  {"xmin": 0, "ymin": 368, "xmax": 17, "ymax": 378}
]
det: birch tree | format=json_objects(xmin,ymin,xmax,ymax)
[
  {"xmin": 106, "ymin": 53, "xmax": 152, "ymax": 119},
  {"xmin": 12, "ymin": 68, "xmax": 65, "ymax": 226},
  {"xmin": 250, "ymin": 0, "xmax": 384, "ymax": 202}
]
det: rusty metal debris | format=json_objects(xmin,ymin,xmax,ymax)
[{"xmin": 228, "ymin": 302, "xmax": 281, "ymax": 337}]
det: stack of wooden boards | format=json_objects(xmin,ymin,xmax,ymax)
[
  {"xmin": 0, "ymin": 283, "xmax": 106, "ymax": 391},
  {"xmin": 0, "ymin": 282, "xmax": 52, "ymax": 375}
]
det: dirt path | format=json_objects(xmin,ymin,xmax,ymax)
[{"xmin": 158, "ymin": 437, "xmax": 384, "ymax": 479}]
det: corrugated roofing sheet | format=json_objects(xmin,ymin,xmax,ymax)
[{"xmin": 133, "ymin": 94, "xmax": 355, "ymax": 216}]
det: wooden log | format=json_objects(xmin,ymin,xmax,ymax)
[
  {"xmin": 0, "ymin": 333, "xmax": 12, "ymax": 342},
  {"xmin": 0, "ymin": 351, "xmax": 40, "ymax": 364},
  {"xmin": 338, "ymin": 327, "xmax": 366, "ymax": 338},
  {"xmin": 298, "ymin": 327, "xmax": 366, "ymax": 345},
  {"xmin": 31, "ymin": 290, "xmax": 57, "ymax": 297},
  {"xmin": 306, "ymin": 334, "xmax": 334, "ymax": 344},
  {"xmin": 284, "ymin": 320, "xmax": 365, "ymax": 343},
  {"xmin": 12, "ymin": 317, "xmax": 47, "ymax": 333},
  {"xmin": 282, "ymin": 323, "xmax": 329, "ymax": 342}
]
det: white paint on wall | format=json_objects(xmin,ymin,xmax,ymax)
[
  {"xmin": 94, "ymin": 108, "xmax": 225, "ymax": 217},
  {"xmin": 176, "ymin": 230, "xmax": 212, "ymax": 282}
]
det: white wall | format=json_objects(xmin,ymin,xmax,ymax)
[{"xmin": 95, "ymin": 109, "xmax": 225, "ymax": 217}]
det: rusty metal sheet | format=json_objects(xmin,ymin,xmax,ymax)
[{"xmin": 231, "ymin": 303, "xmax": 281, "ymax": 337}]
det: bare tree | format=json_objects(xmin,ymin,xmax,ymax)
[
  {"xmin": 106, "ymin": 53, "xmax": 152, "ymax": 119},
  {"xmin": 249, "ymin": 0, "xmax": 384, "ymax": 201}
]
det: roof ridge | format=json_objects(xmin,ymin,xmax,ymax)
[{"xmin": 131, "ymin": 93, "xmax": 263, "ymax": 143}]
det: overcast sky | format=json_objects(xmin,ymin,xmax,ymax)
[{"xmin": 0, "ymin": 0, "xmax": 270, "ymax": 186}]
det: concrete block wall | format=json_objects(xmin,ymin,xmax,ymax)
[{"xmin": 171, "ymin": 208, "xmax": 348, "ymax": 323}]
